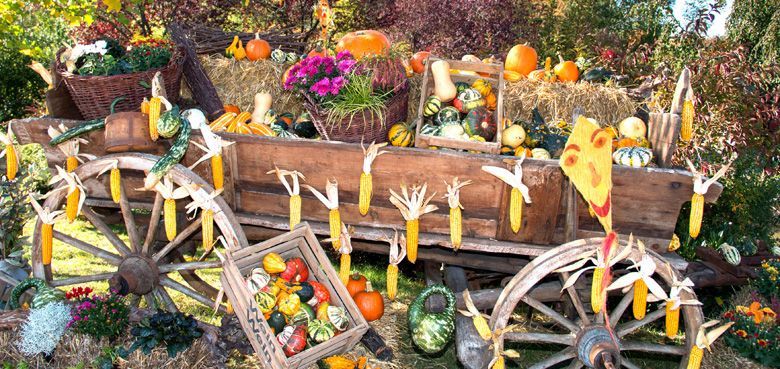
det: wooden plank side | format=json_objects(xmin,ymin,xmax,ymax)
[{"xmin": 648, "ymin": 112, "xmax": 681, "ymax": 168}]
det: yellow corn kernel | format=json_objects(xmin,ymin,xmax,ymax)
[
  {"xmin": 211, "ymin": 154, "xmax": 224, "ymax": 190},
  {"xmin": 66, "ymin": 188, "xmax": 79, "ymax": 223},
  {"xmin": 472, "ymin": 315, "xmax": 492, "ymax": 341},
  {"xmin": 141, "ymin": 98, "xmax": 150, "ymax": 114},
  {"xmin": 666, "ymin": 303, "xmax": 680, "ymax": 338},
  {"xmin": 5, "ymin": 144, "xmax": 17, "ymax": 180},
  {"xmin": 164, "ymin": 198, "xmax": 177, "ymax": 241},
  {"xmin": 681, "ymin": 99, "xmax": 694, "ymax": 142},
  {"xmin": 387, "ymin": 264, "xmax": 399, "ymax": 300},
  {"xmin": 42, "ymin": 223, "xmax": 53, "ymax": 265},
  {"xmin": 329, "ymin": 208, "xmax": 341, "ymax": 250},
  {"xmin": 509, "ymin": 187, "xmax": 523, "ymax": 233},
  {"xmin": 687, "ymin": 345, "xmax": 703, "ymax": 369},
  {"xmin": 289, "ymin": 194, "xmax": 301, "ymax": 230},
  {"xmin": 491, "ymin": 356, "xmax": 505, "ymax": 369},
  {"xmin": 450, "ymin": 206, "xmax": 462, "ymax": 250},
  {"xmin": 406, "ymin": 219, "xmax": 419, "ymax": 263},
  {"xmin": 591, "ymin": 267, "xmax": 604, "ymax": 313},
  {"xmin": 66, "ymin": 156, "xmax": 78, "ymax": 172},
  {"xmin": 633, "ymin": 279, "xmax": 648, "ymax": 320},
  {"xmin": 689, "ymin": 193, "xmax": 704, "ymax": 238},
  {"xmin": 148, "ymin": 97, "xmax": 161, "ymax": 141},
  {"xmin": 110, "ymin": 168, "xmax": 121, "ymax": 204},
  {"xmin": 359, "ymin": 172, "xmax": 372, "ymax": 216},
  {"xmin": 339, "ymin": 253, "xmax": 351, "ymax": 285},
  {"xmin": 202, "ymin": 209, "xmax": 214, "ymax": 253}
]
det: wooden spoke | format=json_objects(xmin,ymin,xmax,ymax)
[
  {"xmin": 560, "ymin": 272, "xmax": 590, "ymax": 325},
  {"xmin": 528, "ymin": 348, "xmax": 577, "ymax": 369},
  {"xmin": 128, "ymin": 294, "xmax": 141, "ymax": 308},
  {"xmin": 143, "ymin": 293, "xmax": 157, "ymax": 309},
  {"xmin": 160, "ymin": 275, "xmax": 223, "ymax": 312},
  {"xmin": 81, "ymin": 206, "xmax": 132, "ymax": 256},
  {"xmin": 118, "ymin": 180, "xmax": 142, "ymax": 252},
  {"xmin": 50, "ymin": 272, "xmax": 116, "ymax": 287},
  {"xmin": 621, "ymin": 357, "xmax": 642, "ymax": 369},
  {"xmin": 53, "ymin": 230, "xmax": 121, "ymax": 265},
  {"xmin": 616, "ymin": 307, "xmax": 667, "ymax": 338},
  {"xmin": 610, "ymin": 290, "xmax": 635, "ymax": 325},
  {"xmin": 155, "ymin": 287, "xmax": 178, "ymax": 312},
  {"xmin": 152, "ymin": 214, "xmax": 203, "ymax": 262},
  {"xmin": 621, "ymin": 341, "xmax": 686, "ymax": 356},
  {"xmin": 143, "ymin": 193, "xmax": 164, "ymax": 255},
  {"xmin": 504, "ymin": 332, "xmax": 574, "ymax": 346},
  {"xmin": 521, "ymin": 295, "xmax": 580, "ymax": 333},
  {"xmin": 566, "ymin": 359, "xmax": 584, "ymax": 369},
  {"xmin": 158, "ymin": 260, "xmax": 222, "ymax": 273}
]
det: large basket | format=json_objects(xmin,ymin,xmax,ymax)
[
  {"xmin": 303, "ymin": 82, "xmax": 409, "ymax": 143},
  {"xmin": 55, "ymin": 47, "xmax": 185, "ymax": 120}
]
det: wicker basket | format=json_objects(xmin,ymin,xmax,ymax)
[
  {"xmin": 55, "ymin": 47, "xmax": 185, "ymax": 120},
  {"xmin": 303, "ymin": 82, "xmax": 409, "ymax": 144}
]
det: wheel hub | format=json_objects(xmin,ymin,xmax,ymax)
[
  {"xmin": 109, "ymin": 255, "xmax": 160, "ymax": 295},
  {"xmin": 576, "ymin": 325, "xmax": 621, "ymax": 369}
]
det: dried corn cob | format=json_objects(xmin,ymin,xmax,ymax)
[
  {"xmin": 458, "ymin": 289, "xmax": 492, "ymax": 340},
  {"xmin": 406, "ymin": 219, "xmax": 419, "ymax": 263},
  {"xmin": 4, "ymin": 143, "xmax": 17, "ymax": 180},
  {"xmin": 110, "ymin": 168, "xmax": 121, "ymax": 203},
  {"xmin": 389, "ymin": 183, "xmax": 437, "ymax": 264},
  {"xmin": 306, "ymin": 180, "xmax": 341, "ymax": 250},
  {"xmin": 66, "ymin": 156, "xmax": 78, "ymax": 172},
  {"xmin": 141, "ymin": 98, "xmax": 150, "ymax": 114},
  {"xmin": 289, "ymin": 194, "xmax": 301, "ymax": 230},
  {"xmin": 148, "ymin": 97, "xmax": 161, "ymax": 141},
  {"xmin": 482, "ymin": 160, "xmax": 531, "ymax": 235},
  {"xmin": 385, "ymin": 231, "xmax": 406, "ymax": 301},
  {"xmin": 666, "ymin": 303, "xmax": 679, "ymax": 338},
  {"xmin": 268, "ymin": 167, "xmax": 305, "ymax": 231},
  {"xmin": 334, "ymin": 223, "xmax": 353, "ymax": 286},
  {"xmin": 689, "ymin": 193, "xmax": 704, "ymax": 238},
  {"xmin": 340, "ymin": 253, "xmax": 351, "ymax": 285},
  {"xmin": 41, "ymin": 223, "xmax": 53, "ymax": 265},
  {"xmin": 66, "ymin": 187, "xmax": 79, "ymax": 222},
  {"xmin": 211, "ymin": 154, "xmax": 224, "ymax": 190},
  {"xmin": 509, "ymin": 187, "xmax": 523, "ymax": 233},
  {"xmin": 202, "ymin": 209, "xmax": 214, "ymax": 253},
  {"xmin": 164, "ymin": 198, "xmax": 177, "ymax": 241},
  {"xmin": 444, "ymin": 178, "xmax": 471, "ymax": 251},
  {"xmin": 687, "ymin": 346, "xmax": 702, "ymax": 369},
  {"xmin": 633, "ymin": 279, "xmax": 648, "ymax": 320},
  {"xmin": 591, "ymin": 267, "xmax": 604, "ymax": 313},
  {"xmin": 329, "ymin": 208, "xmax": 342, "ymax": 250},
  {"xmin": 686, "ymin": 159, "xmax": 732, "ymax": 239},
  {"xmin": 492, "ymin": 357, "xmax": 505, "ymax": 369},
  {"xmin": 681, "ymin": 99, "xmax": 693, "ymax": 142},
  {"xmin": 386, "ymin": 264, "xmax": 399, "ymax": 300},
  {"xmin": 687, "ymin": 320, "xmax": 734, "ymax": 369},
  {"xmin": 359, "ymin": 142, "xmax": 387, "ymax": 216}
]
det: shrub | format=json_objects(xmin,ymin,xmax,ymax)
[
  {"xmin": 123, "ymin": 310, "xmax": 203, "ymax": 358},
  {"xmin": 727, "ymin": 0, "xmax": 780, "ymax": 64},
  {"xmin": 68, "ymin": 292, "xmax": 130, "ymax": 340},
  {"xmin": 16, "ymin": 302, "xmax": 71, "ymax": 357},
  {"xmin": 755, "ymin": 259, "xmax": 780, "ymax": 301},
  {"xmin": 0, "ymin": 48, "xmax": 46, "ymax": 122},
  {"xmin": 723, "ymin": 301, "xmax": 780, "ymax": 367}
]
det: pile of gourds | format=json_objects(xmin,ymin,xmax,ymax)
[
  {"xmin": 209, "ymin": 93, "xmax": 319, "ymax": 139},
  {"xmin": 611, "ymin": 116, "xmax": 654, "ymax": 168},
  {"xmin": 248, "ymin": 252, "xmax": 350, "ymax": 357}
]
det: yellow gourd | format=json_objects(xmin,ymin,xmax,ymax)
[
  {"xmin": 431, "ymin": 60, "xmax": 457, "ymax": 102},
  {"xmin": 251, "ymin": 92, "xmax": 273, "ymax": 124}
]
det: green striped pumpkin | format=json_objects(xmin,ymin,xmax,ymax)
[
  {"xmin": 156, "ymin": 106, "xmax": 182, "ymax": 138},
  {"xmin": 408, "ymin": 284, "xmax": 456, "ymax": 354},
  {"xmin": 247, "ymin": 268, "xmax": 271, "ymax": 295},
  {"xmin": 286, "ymin": 52, "xmax": 298, "ymax": 64},
  {"xmin": 9, "ymin": 278, "xmax": 65, "ymax": 309},
  {"xmin": 420, "ymin": 124, "xmax": 441, "ymax": 136},
  {"xmin": 612, "ymin": 147, "xmax": 653, "ymax": 167},
  {"xmin": 290, "ymin": 303, "xmax": 316, "ymax": 326},
  {"xmin": 435, "ymin": 106, "xmax": 461, "ymax": 126},
  {"xmin": 271, "ymin": 49, "xmax": 287, "ymax": 64},
  {"xmin": 423, "ymin": 95, "xmax": 441, "ymax": 118},
  {"xmin": 327, "ymin": 305, "xmax": 349, "ymax": 331},
  {"xmin": 455, "ymin": 82, "xmax": 470, "ymax": 94},
  {"xmin": 719, "ymin": 243, "xmax": 741, "ymax": 265},
  {"xmin": 255, "ymin": 291, "xmax": 277, "ymax": 314},
  {"xmin": 308, "ymin": 319, "xmax": 336, "ymax": 343}
]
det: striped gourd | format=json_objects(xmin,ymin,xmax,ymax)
[
  {"xmin": 591, "ymin": 267, "xmax": 604, "ymax": 313},
  {"xmin": 423, "ymin": 95, "xmax": 442, "ymax": 117},
  {"xmin": 9, "ymin": 278, "xmax": 65, "ymax": 309},
  {"xmin": 612, "ymin": 147, "xmax": 653, "ymax": 167},
  {"xmin": 633, "ymin": 279, "xmax": 648, "ymax": 320},
  {"xmin": 689, "ymin": 193, "xmax": 704, "ymax": 238},
  {"xmin": 388, "ymin": 122, "xmax": 414, "ymax": 147},
  {"xmin": 289, "ymin": 194, "xmax": 301, "ymax": 230},
  {"xmin": 666, "ymin": 303, "xmax": 679, "ymax": 338},
  {"xmin": 327, "ymin": 306, "xmax": 349, "ymax": 331},
  {"xmin": 329, "ymin": 208, "xmax": 341, "ymax": 250},
  {"xmin": 229, "ymin": 112, "xmax": 252, "ymax": 133},
  {"xmin": 211, "ymin": 154, "xmax": 224, "ymax": 190},
  {"xmin": 719, "ymin": 243, "xmax": 741, "ymax": 265},
  {"xmin": 339, "ymin": 253, "xmax": 351, "ymax": 285},
  {"xmin": 271, "ymin": 49, "xmax": 287, "ymax": 64},
  {"xmin": 308, "ymin": 319, "xmax": 336, "ymax": 343},
  {"xmin": 41, "ymin": 223, "xmax": 53, "ymax": 265},
  {"xmin": 157, "ymin": 107, "xmax": 183, "ymax": 138},
  {"xmin": 286, "ymin": 52, "xmax": 298, "ymax": 64},
  {"xmin": 509, "ymin": 187, "xmax": 523, "ymax": 233},
  {"xmin": 387, "ymin": 264, "xmax": 399, "ymax": 300},
  {"xmin": 210, "ymin": 112, "xmax": 237, "ymax": 132},
  {"xmin": 681, "ymin": 99, "xmax": 693, "ymax": 142},
  {"xmin": 359, "ymin": 173, "xmax": 372, "ymax": 215},
  {"xmin": 406, "ymin": 219, "xmax": 419, "ymax": 263},
  {"xmin": 148, "ymin": 97, "xmax": 161, "ymax": 141},
  {"xmin": 145, "ymin": 117, "xmax": 191, "ymax": 189},
  {"xmin": 110, "ymin": 168, "xmax": 121, "ymax": 203},
  {"xmin": 408, "ymin": 284, "xmax": 456, "ymax": 354},
  {"xmin": 247, "ymin": 122, "xmax": 276, "ymax": 136},
  {"xmin": 48, "ymin": 118, "xmax": 106, "ymax": 146},
  {"xmin": 687, "ymin": 346, "xmax": 703, "ymax": 369},
  {"xmin": 164, "ymin": 198, "xmax": 177, "ymax": 241},
  {"xmin": 4, "ymin": 143, "xmax": 17, "ymax": 180},
  {"xmin": 66, "ymin": 188, "xmax": 80, "ymax": 222},
  {"xmin": 202, "ymin": 209, "xmax": 214, "ymax": 252}
]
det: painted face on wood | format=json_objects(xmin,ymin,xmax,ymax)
[{"xmin": 559, "ymin": 116, "xmax": 613, "ymax": 232}]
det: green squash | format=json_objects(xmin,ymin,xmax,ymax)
[
  {"xmin": 307, "ymin": 319, "xmax": 336, "ymax": 343},
  {"xmin": 454, "ymin": 82, "xmax": 470, "ymax": 94},
  {"xmin": 271, "ymin": 49, "xmax": 287, "ymax": 64},
  {"xmin": 294, "ymin": 282, "xmax": 315, "ymax": 305},
  {"xmin": 290, "ymin": 303, "xmax": 316, "ymax": 326},
  {"xmin": 408, "ymin": 284, "xmax": 456, "ymax": 354},
  {"xmin": 420, "ymin": 124, "xmax": 441, "ymax": 137},
  {"xmin": 612, "ymin": 147, "xmax": 653, "ymax": 167},
  {"xmin": 453, "ymin": 88, "xmax": 485, "ymax": 113},
  {"xmin": 255, "ymin": 291, "xmax": 277, "ymax": 314},
  {"xmin": 423, "ymin": 95, "xmax": 441, "ymax": 118},
  {"xmin": 583, "ymin": 67, "xmax": 614, "ymax": 83},
  {"xmin": 462, "ymin": 107, "xmax": 495, "ymax": 141},
  {"xmin": 286, "ymin": 52, "xmax": 299, "ymax": 64},
  {"xmin": 327, "ymin": 305, "xmax": 350, "ymax": 332},
  {"xmin": 440, "ymin": 124, "xmax": 466, "ymax": 140},
  {"xmin": 267, "ymin": 311, "xmax": 287, "ymax": 334},
  {"xmin": 435, "ymin": 106, "xmax": 461, "ymax": 126},
  {"xmin": 9, "ymin": 278, "xmax": 65, "ymax": 309},
  {"xmin": 157, "ymin": 105, "xmax": 183, "ymax": 138},
  {"xmin": 293, "ymin": 113, "xmax": 318, "ymax": 138}
]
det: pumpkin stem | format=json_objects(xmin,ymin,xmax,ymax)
[
  {"xmin": 365, "ymin": 281, "xmax": 374, "ymax": 293},
  {"xmin": 558, "ymin": 53, "xmax": 565, "ymax": 64},
  {"xmin": 255, "ymin": 32, "xmax": 260, "ymax": 40}
]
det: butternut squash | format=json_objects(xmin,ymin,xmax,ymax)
[
  {"xmin": 431, "ymin": 60, "xmax": 457, "ymax": 102},
  {"xmin": 251, "ymin": 92, "xmax": 273, "ymax": 124}
]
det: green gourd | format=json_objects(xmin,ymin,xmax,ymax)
[
  {"xmin": 255, "ymin": 291, "xmax": 277, "ymax": 314},
  {"xmin": 407, "ymin": 284, "xmax": 456, "ymax": 354},
  {"xmin": 267, "ymin": 311, "xmax": 287, "ymax": 334},
  {"xmin": 290, "ymin": 303, "xmax": 316, "ymax": 326},
  {"xmin": 308, "ymin": 319, "xmax": 336, "ymax": 343},
  {"xmin": 156, "ymin": 105, "xmax": 183, "ymax": 138},
  {"xmin": 286, "ymin": 52, "xmax": 298, "ymax": 64},
  {"xmin": 435, "ymin": 106, "xmax": 461, "ymax": 126},
  {"xmin": 271, "ymin": 49, "xmax": 287, "ymax": 64},
  {"xmin": 327, "ymin": 305, "xmax": 349, "ymax": 331},
  {"xmin": 48, "ymin": 97, "xmax": 125, "ymax": 146},
  {"xmin": 145, "ymin": 115, "xmax": 191, "ymax": 188},
  {"xmin": 612, "ymin": 147, "xmax": 653, "ymax": 167},
  {"xmin": 423, "ymin": 95, "xmax": 442, "ymax": 118},
  {"xmin": 9, "ymin": 278, "xmax": 65, "ymax": 309},
  {"xmin": 454, "ymin": 82, "xmax": 470, "ymax": 95}
]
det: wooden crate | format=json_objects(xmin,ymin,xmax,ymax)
[
  {"xmin": 414, "ymin": 57, "xmax": 505, "ymax": 154},
  {"xmin": 220, "ymin": 223, "xmax": 369, "ymax": 369}
]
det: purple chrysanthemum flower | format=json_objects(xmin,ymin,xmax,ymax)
[
  {"xmin": 310, "ymin": 78, "xmax": 332, "ymax": 96},
  {"xmin": 337, "ymin": 59, "xmax": 356, "ymax": 74}
]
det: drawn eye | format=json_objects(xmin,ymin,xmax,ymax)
[
  {"xmin": 563, "ymin": 154, "xmax": 578, "ymax": 167},
  {"xmin": 593, "ymin": 134, "xmax": 608, "ymax": 149}
]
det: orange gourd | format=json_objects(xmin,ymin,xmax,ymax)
[
  {"xmin": 224, "ymin": 105, "xmax": 241, "ymax": 114},
  {"xmin": 353, "ymin": 282, "xmax": 384, "ymax": 322},
  {"xmin": 246, "ymin": 33, "xmax": 271, "ymax": 61},
  {"xmin": 411, "ymin": 51, "xmax": 431, "ymax": 74},
  {"xmin": 503, "ymin": 70, "xmax": 522, "ymax": 82},
  {"xmin": 505, "ymin": 44, "xmax": 538, "ymax": 76},
  {"xmin": 336, "ymin": 30, "xmax": 391, "ymax": 60},
  {"xmin": 528, "ymin": 57, "xmax": 556, "ymax": 82},
  {"xmin": 553, "ymin": 55, "xmax": 579, "ymax": 82},
  {"xmin": 346, "ymin": 273, "xmax": 368, "ymax": 297}
]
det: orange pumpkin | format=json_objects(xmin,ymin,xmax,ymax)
[
  {"xmin": 336, "ymin": 30, "xmax": 390, "ymax": 60},
  {"xmin": 485, "ymin": 92, "xmax": 497, "ymax": 110},
  {"xmin": 353, "ymin": 282, "xmax": 384, "ymax": 322},
  {"xmin": 282, "ymin": 64, "xmax": 297, "ymax": 87},
  {"xmin": 615, "ymin": 137, "xmax": 639, "ymax": 149},
  {"xmin": 505, "ymin": 44, "xmax": 538, "ymax": 76},
  {"xmin": 514, "ymin": 146, "xmax": 533, "ymax": 157},
  {"xmin": 224, "ymin": 105, "xmax": 241, "ymax": 114},
  {"xmin": 553, "ymin": 55, "xmax": 579, "ymax": 82},
  {"xmin": 503, "ymin": 70, "xmax": 522, "ymax": 82},
  {"xmin": 346, "ymin": 273, "xmax": 368, "ymax": 297},
  {"xmin": 246, "ymin": 33, "xmax": 271, "ymax": 61},
  {"xmin": 308, "ymin": 48, "xmax": 328, "ymax": 58},
  {"xmin": 411, "ymin": 51, "xmax": 431, "ymax": 74}
]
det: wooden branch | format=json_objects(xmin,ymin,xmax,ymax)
[
  {"xmin": 82, "ymin": 206, "xmax": 132, "ymax": 256},
  {"xmin": 168, "ymin": 23, "xmax": 224, "ymax": 119},
  {"xmin": 53, "ymin": 230, "xmax": 122, "ymax": 265},
  {"xmin": 158, "ymin": 260, "xmax": 222, "ymax": 273},
  {"xmin": 445, "ymin": 266, "xmax": 491, "ymax": 369},
  {"xmin": 560, "ymin": 272, "xmax": 590, "ymax": 326},
  {"xmin": 616, "ymin": 307, "xmax": 666, "ymax": 338}
]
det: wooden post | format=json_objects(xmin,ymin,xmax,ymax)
[
  {"xmin": 445, "ymin": 266, "xmax": 491, "ymax": 369},
  {"xmin": 648, "ymin": 67, "xmax": 689, "ymax": 168}
]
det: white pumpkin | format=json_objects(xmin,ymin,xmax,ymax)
[
  {"xmin": 440, "ymin": 123, "xmax": 466, "ymax": 139},
  {"xmin": 246, "ymin": 268, "xmax": 271, "ymax": 295},
  {"xmin": 612, "ymin": 147, "xmax": 653, "ymax": 167},
  {"xmin": 618, "ymin": 117, "xmax": 647, "ymax": 139},
  {"xmin": 719, "ymin": 243, "xmax": 741, "ymax": 266},
  {"xmin": 531, "ymin": 148, "xmax": 551, "ymax": 159}
]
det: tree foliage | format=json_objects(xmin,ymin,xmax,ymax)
[{"xmin": 728, "ymin": 0, "xmax": 780, "ymax": 63}]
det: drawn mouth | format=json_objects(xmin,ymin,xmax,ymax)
[{"xmin": 590, "ymin": 193, "xmax": 611, "ymax": 218}]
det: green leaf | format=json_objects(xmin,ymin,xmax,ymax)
[{"xmin": 138, "ymin": 80, "xmax": 150, "ymax": 88}]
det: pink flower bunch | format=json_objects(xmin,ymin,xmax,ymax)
[{"xmin": 284, "ymin": 51, "xmax": 358, "ymax": 97}]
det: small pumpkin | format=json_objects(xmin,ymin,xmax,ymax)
[
  {"xmin": 719, "ymin": 243, "xmax": 741, "ymax": 266},
  {"xmin": 290, "ymin": 303, "xmax": 316, "ymax": 326},
  {"xmin": 281, "ymin": 325, "xmax": 308, "ymax": 357},
  {"xmin": 346, "ymin": 273, "xmax": 368, "ymax": 297},
  {"xmin": 501, "ymin": 145, "xmax": 516, "ymax": 155},
  {"xmin": 435, "ymin": 106, "xmax": 461, "ymax": 126},
  {"xmin": 255, "ymin": 291, "xmax": 277, "ymax": 314},
  {"xmin": 615, "ymin": 137, "xmax": 639, "ymax": 149},
  {"xmin": 263, "ymin": 252, "xmax": 287, "ymax": 274},
  {"xmin": 452, "ymin": 88, "xmax": 485, "ymax": 113},
  {"xmin": 293, "ymin": 282, "xmax": 315, "ymax": 303},
  {"xmin": 335, "ymin": 30, "xmax": 391, "ymax": 60},
  {"xmin": 280, "ymin": 257, "xmax": 309, "ymax": 282},
  {"xmin": 388, "ymin": 122, "xmax": 414, "ymax": 147},
  {"xmin": 271, "ymin": 48, "xmax": 287, "ymax": 64},
  {"xmin": 462, "ymin": 107, "xmax": 496, "ymax": 141},
  {"xmin": 308, "ymin": 280, "xmax": 331, "ymax": 305},
  {"xmin": 353, "ymin": 281, "xmax": 384, "ymax": 322},
  {"xmin": 618, "ymin": 117, "xmax": 647, "ymax": 139},
  {"xmin": 316, "ymin": 301, "xmax": 331, "ymax": 321},
  {"xmin": 531, "ymin": 148, "xmax": 551, "ymax": 159},
  {"xmin": 505, "ymin": 44, "xmax": 538, "ymax": 76},
  {"xmin": 503, "ymin": 70, "xmax": 522, "ymax": 82},
  {"xmin": 411, "ymin": 51, "xmax": 431, "ymax": 74},
  {"xmin": 246, "ymin": 268, "xmax": 271, "ymax": 295},
  {"xmin": 440, "ymin": 123, "xmax": 467, "ymax": 140},
  {"xmin": 502, "ymin": 124, "xmax": 527, "ymax": 148},
  {"xmin": 308, "ymin": 319, "xmax": 337, "ymax": 343},
  {"xmin": 278, "ymin": 292, "xmax": 302, "ymax": 317},
  {"xmin": 423, "ymin": 95, "xmax": 442, "ymax": 118},
  {"xmin": 471, "ymin": 79, "xmax": 492, "ymax": 97},
  {"xmin": 286, "ymin": 52, "xmax": 298, "ymax": 64},
  {"xmin": 514, "ymin": 146, "xmax": 533, "ymax": 158},
  {"xmin": 484, "ymin": 92, "xmax": 497, "ymax": 111},
  {"xmin": 553, "ymin": 55, "xmax": 579, "ymax": 82},
  {"xmin": 246, "ymin": 33, "xmax": 271, "ymax": 61},
  {"xmin": 267, "ymin": 311, "xmax": 287, "ymax": 334},
  {"xmin": 612, "ymin": 147, "xmax": 653, "ymax": 167},
  {"xmin": 327, "ymin": 305, "xmax": 350, "ymax": 331}
]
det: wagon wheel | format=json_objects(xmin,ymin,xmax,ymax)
[
  {"xmin": 32, "ymin": 153, "xmax": 249, "ymax": 313},
  {"xmin": 490, "ymin": 238, "xmax": 703, "ymax": 369}
]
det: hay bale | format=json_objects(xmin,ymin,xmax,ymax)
[{"xmin": 195, "ymin": 54, "xmax": 305, "ymax": 116}]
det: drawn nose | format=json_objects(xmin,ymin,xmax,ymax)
[{"xmin": 588, "ymin": 162, "xmax": 601, "ymax": 187}]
